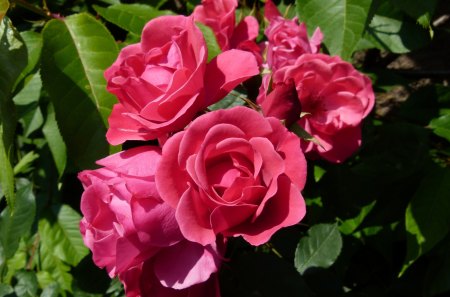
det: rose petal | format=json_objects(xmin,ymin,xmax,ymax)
[
  {"xmin": 175, "ymin": 187, "xmax": 217, "ymax": 246},
  {"xmin": 203, "ymin": 49, "xmax": 259, "ymax": 106},
  {"xmin": 154, "ymin": 240, "xmax": 221, "ymax": 289}
]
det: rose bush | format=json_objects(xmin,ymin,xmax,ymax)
[
  {"xmin": 78, "ymin": 146, "xmax": 223, "ymax": 295},
  {"xmin": 156, "ymin": 106, "xmax": 307, "ymax": 246},
  {"xmin": 258, "ymin": 53, "xmax": 375, "ymax": 163},
  {"xmin": 105, "ymin": 15, "xmax": 259, "ymax": 145},
  {"xmin": 263, "ymin": 0, "xmax": 323, "ymax": 71}
]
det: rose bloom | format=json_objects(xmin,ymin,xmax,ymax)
[
  {"xmin": 78, "ymin": 146, "xmax": 222, "ymax": 295},
  {"xmin": 257, "ymin": 53, "xmax": 375, "ymax": 163},
  {"xmin": 264, "ymin": 0, "xmax": 323, "ymax": 71},
  {"xmin": 156, "ymin": 106, "xmax": 307, "ymax": 246},
  {"xmin": 105, "ymin": 15, "xmax": 258, "ymax": 145},
  {"xmin": 192, "ymin": 0, "xmax": 259, "ymax": 50}
]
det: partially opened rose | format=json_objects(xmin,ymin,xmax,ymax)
[
  {"xmin": 79, "ymin": 146, "xmax": 222, "ymax": 293},
  {"xmin": 258, "ymin": 53, "xmax": 375, "ymax": 162},
  {"xmin": 105, "ymin": 15, "xmax": 259, "ymax": 145},
  {"xmin": 156, "ymin": 106, "xmax": 307, "ymax": 246},
  {"xmin": 264, "ymin": 0, "xmax": 322, "ymax": 71}
]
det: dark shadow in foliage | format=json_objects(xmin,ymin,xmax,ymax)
[
  {"xmin": 302, "ymin": 267, "xmax": 343, "ymax": 297},
  {"xmin": 396, "ymin": 86, "xmax": 448, "ymax": 126},
  {"xmin": 319, "ymin": 123, "xmax": 429, "ymax": 226},
  {"xmin": 72, "ymin": 256, "xmax": 111, "ymax": 294},
  {"xmin": 220, "ymin": 251, "xmax": 313, "ymax": 297}
]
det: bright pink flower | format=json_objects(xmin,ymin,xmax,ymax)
[
  {"xmin": 193, "ymin": 0, "xmax": 262, "ymax": 63},
  {"xmin": 120, "ymin": 262, "xmax": 221, "ymax": 297},
  {"xmin": 257, "ymin": 53, "xmax": 375, "ymax": 163},
  {"xmin": 79, "ymin": 146, "xmax": 223, "ymax": 292},
  {"xmin": 156, "ymin": 106, "xmax": 307, "ymax": 246},
  {"xmin": 105, "ymin": 15, "xmax": 259, "ymax": 145},
  {"xmin": 264, "ymin": 0, "xmax": 322, "ymax": 71}
]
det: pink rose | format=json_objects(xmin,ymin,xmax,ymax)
[
  {"xmin": 193, "ymin": 0, "xmax": 262, "ymax": 63},
  {"xmin": 79, "ymin": 146, "xmax": 223, "ymax": 291},
  {"xmin": 105, "ymin": 15, "xmax": 259, "ymax": 145},
  {"xmin": 156, "ymin": 106, "xmax": 307, "ymax": 246},
  {"xmin": 264, "ymin": 0, "xmax": 323, "ymax": 71},
  {"xmin": 120, "ymin": 262, "xmax": 221, "ymax": 297},
  {"xmin": 258, "ymin": 53, "xmax": 375, "ymax": 163}
]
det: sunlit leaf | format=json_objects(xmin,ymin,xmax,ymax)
[
  {"xmin": 15, "ymin": 31, "xmax": 43, "ymax": 88},
  {"xmin": 38, "ymin": 204, "xmax": 89, "ymax": 267},
  {"xmin": 295, "ymin": 223, "xmax": 343, "ymax": 274},
  {"xmin": 339, "ymin": 200, "xmax": 376, "ymax": 235},
  {"xmin": 41, "ymin": 13, "xmax": 118, "ymax": 169},
  {"xmin": 39, "ymin": 240, "xmax": 73, "ymax": 293},
  {"xmin": 296, "ymin": 0, "xmax": 373, "ymax": 60},
  {"xmin": 429, "ymin": 114, "xmax": 450, "ymax": 142},
  {"xmin": 196, "ymin": 22, "xmax": 222, "ymax": 62},
  {"xmin": 93, "ymin": 3, "xmax": 173, "ymax": 36}
]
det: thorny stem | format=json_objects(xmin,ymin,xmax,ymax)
[
  {"xmin": 11, "ymin": 0, "xmax": 51, "ymax": 19},
  {"xmin": 228, "ymin": 90, "xmax": 261, "ymax": 111},
  {"xmin": 265, "ymin": 242, "xmax": 283, "ymax": 258},
  {"xmin": 26, "ymin": 234, "xmax": 40, "ymax": 270}
]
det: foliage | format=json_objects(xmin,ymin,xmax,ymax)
[{"xmin": 1, "ymin": 0, "xmax": 449, "ymax": 296}]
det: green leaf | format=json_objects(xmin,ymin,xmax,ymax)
[
  {"xmin": 0, "ymin": 284, "xmax": 14, "ymax": 297},
  {"xmin": 295, "ymin": 223, "xmax": 343, "ymax": 274},
  {"xmin": 296, "ymin": 0, "xmax": 373, "ymax": 60},
  {"xmin": 0, "ymin": 0, "xmax": 8, "ymax": 21},
  {"xmin": 365, "ymin": 14, "xmax": 430, "ymax": 53},
  {"xmin": 38, "ymin": 204, "xmax": 89, "ymax": 267},
  {"xmin": 0, "ymin": 181, "xmax": 36, "ymax": 260},
  {"xmin": 14, "ymin": 270, "xmax": 39, "ymax": 297},
  {"xmin": 42, "ymin": 103, "xmax": 66, "ymax": 178},
  {"xmin": 4, "ymin": 240, "xmax": 27, "ymax": 283},
  {"xmin": 429, "ymin": 114, "xmax": 450, "ymax": 142},
  {"xmin": 196, "ymin": 22, "xmax": 221, "ymax": 62},
  {"xmin": 40, "ymin": 283, "xmax": 60, "ymax": 297},
  {"xmin": 13, "ymin": 151, "xmax": 39, "ymax": 175},
  {"xmin": 290, "ymin": 122, "xmax": 323, "ymax": 147},
  {"xmin": 402, "ymin": 166, "xmax": 450, "ymax": 275},
  {"xmin": 13, "ymin": 71, "xmax": 44, "ymax": 137},
  {"xmin": 39, "ymin": 241, "xmax": 73, "ymax": 293},
  {"xmin": 209, "ymin": 90, "xmax": 246, "ymax": 110},
  {"xmin": 41, "ymin": 13, "xmax": 118, "ymax": 169},
  {"xmin": 339, "ymin": 200, "xmax": 376, "ymax": 235},
  {"xmin": 15, "ymin": 31, "xmax": 43, "ymax": 88},
  {"xmin": 93, "ymin": 3, "xmax": 173, "ymax": 36},
  {"xmin": 0, "ymin": 17, "xmax": 27, "ymax": 208}
]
